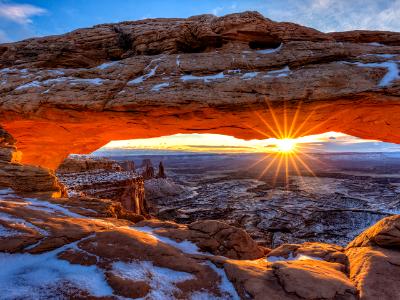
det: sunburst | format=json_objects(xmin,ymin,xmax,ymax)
[{"xmin": 246, "ymin": 98, "xmax": 332, "ymax": 188}]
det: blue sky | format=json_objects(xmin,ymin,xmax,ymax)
[{"xmin": 0, "ymin": 0, "xmax": 400, "ymax": 43}]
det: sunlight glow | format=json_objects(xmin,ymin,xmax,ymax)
[{"xmin": 274, "ymin": 138, "xmax": 297, "ymax": 153}]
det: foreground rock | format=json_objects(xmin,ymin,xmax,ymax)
[
  {"xmin": 345, "ymin": 215, "xmax": 400, "ymax": 300},
  {"xmin": 134, "ymin": 219, "xmax": 268, "ymax": 259},
  {"xmin": 0, "ymin": 12, "xmax": 399, "ymax": 169},
  {"xmin": 1, "ymin": 187, "xmax": 400, "ymax": 299}
]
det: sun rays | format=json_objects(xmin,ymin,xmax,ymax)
[{"xmin": 247, "ymin": 98, "xmax": 330, "ymax": 188}]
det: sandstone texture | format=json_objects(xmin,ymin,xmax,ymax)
[
  {"xmin": 0, "ymin": 12, "xmax": 398, "ymax": 169},
  {"xmin": 0, "ymin": 126, "xmax": 64, "ymax": 195},
  {"xmin": 345, "ymin": 215, "xmax": 400, "ymax": 300},
  {"xmin": 0, "ymin": 186, "xmax": 400, "ymax": 299}
]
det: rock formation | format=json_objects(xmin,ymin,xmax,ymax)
[
  {"xmin": 57, "ymin": 156, "xmax": 147, "ymax": 215},
  {"xmin": 156, "ymin": 161, "xmax": 166, "ymax": 178},
  {"xmin": 1, "ymin": 185, "xmax": 399, "ymax": 299},
  {"xmin": 0, "ymin": 126, "xmax": 64, "ymax": 196},
  {"xmin": 139, "ymin": 159, "xmax": 155, "ymax": 180},
  {"xmin": 0, "ymin": 11, "xmax": 399, "ymax": 170}
]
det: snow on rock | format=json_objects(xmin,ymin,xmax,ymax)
[
  {"xmin": 264, "ymin": 66, "xmax": 291, "ymax": 78},
  {"xmin": 131, "ymin": 226, "xmax": 202, "ymax": 255},
  {"xmin": 364, "ymin": 54, "xmax": 396, "ymax": 59},
  {"xmin": 0, "ymin": 188, "xmax": 14, "ymax": 197},
  {"xmin": 0, "ymin": 188, "xmax": 84, "ymax": 219},
  {"xmin": 112, "ymin": 260, "xmax": 194, "ymax": 299},
  {"xmin": 0, "ymin": 243, "xmax": 113, "ymax": 299},
  {"xmin": 0, "ymin": 211, "xmax": 48, "ymax": 236},
  {"xmin": 96, "ymin": 61, "xmax": 119, "ymax": 70},
  {"xmin": 151, "ymin": 82, "xmax": 170, "ymax": 92},
  {"xmin": 15, "ymin": 81, "xmax": 42, "ymax": 90},
  {"xmin": 0, "ymin": 224, "xmax": 22, "ymax": 237},
  {"xmin": 348, "ymin": 61, "xmax": 400, "ymax": 87},
  {"xmin": 368, "ymin": 42, "xmax": 384, "ymax": 47},
  {"xmin": 128, "ymin": 62, "xmax": 159, "ymax": 85},
  {"xmin": 15, "ymin": 77, "xmax": 105, "ymax": 91},
  {"xmin": 181, "ymin": 72, "xmax": 225, "ymax": 83},
  {"xmin": 241, "ymin": 72, "xmax": 259, "ymax": 80},
  {"xmin": 204, "ymin": 261, "xmax": 240, "ymax": 300},
  {"xmin": 256, "ymin": 43, "xmax": 283, "ymax": 54},
  {"xmin": 266, "ymin": 253, "xmax": 323, "ymax": 262},
  {"xmin": 24, "ymin": 197, "xmax": 85, "ymax": 219}
]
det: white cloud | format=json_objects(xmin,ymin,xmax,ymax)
[
  {"xmin": 258, "ymin": 0, "xmax": 400, "ymax": 32},
  {"xmin": 0, "ymin": 2, "xmax": 46, "ymax": 24}
]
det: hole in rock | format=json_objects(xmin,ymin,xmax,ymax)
[
  {"xmin": 248, "ymin": 40, "xmax": 282, "ymax": 50},
  {"xmin": 60, "ymin": 132, "xmax": 400, "ymax": 248}
]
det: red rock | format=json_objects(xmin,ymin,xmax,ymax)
[
  {"xmin": 135, "ymin": 219, "xmax": 268, "ymax": 259},
  {"xmin": 347, "ymin": 215, "xmax": 400, "ymax": 248},
  {"xmin": 346, "ymin": 246, "xmax": 400, "ymax": 300},
  {"xmin": 267, "ymin": 242, "xmax": 348, "ymax": 266},
  {"xmin": 0, "ymin": 12, "xmax": 398, "ymax": 170},
  {"xmin": 57, "ymin": 156, "xmax": 147, "ymax": 215}
]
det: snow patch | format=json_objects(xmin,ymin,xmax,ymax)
[
  {"xmin": 151, "ymin": 82, "xmax": 170, "ymax": 92},
  {"xmin": 15, "ymin": 81, "xmax": 41, "ymax": 90},
  {"xmin": 15, "ymin": 77, "xmax": 105, "ymax": 90},
  {"xmin": 348, "ymin": 61, "xmax": 400, "ymax": 87},
  {"xmin": 256, "ymin": 43, "xmax": 282, "ymax": 54},
  {"xmin": 68, "ymin": 78, "xmax": 104, "ymax": 85},
  {"xmin": 96, "ymin": 61, "xmax": 118, "ymax": 70},
  {"xmin": 264, "ymin": 66, "xmax": 291, "ymax": 78},
  {"xmin": 0, "ymin": 211, "xmax": 48, "ymax": 236},
  {"xmin": 368, "ymin": 42, "xmax": 384, "ymax": 47},
  {"xmin": 132, "ymin": 226, "xmax": 202, "ymax": 255},
  {"xmin": 24, "ymin": 197, "xmax": 85, "ymax": 219},
  {"xmin": 112, "ymin": 260, "xmax": 194, "ymax": 299},
  {"xmin": 176, "ymin": 55, "xmax": 181, "ymax": 67},
  {"xmin": 205, "ymin": 261, "xmax": 240, "ymax": 300},
  {"xmin": 364, "ymin": 54, "xmax": 396, "ymax": 59},
  {"xmin": 0, "ymin": 243, "xmax": 113, "ymax": 299},
  {"xmin": 241, "ymin": 72, "xmax": 259, "ymax": 80},
  {"xmin": 128, "ymin": 63, "xmax": 159, "ymax": 85},
  {"xmin": 181, "ymin": 72, "xmax": 225, "ymax": 83},
  {"xmin": 0, "ymin": 224, "xmax": 22, "ymax": 237},
  {"xmin": 266, "ymin": 253, "xmax": 323, "ymax": 262}
]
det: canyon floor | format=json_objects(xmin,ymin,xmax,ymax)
[{"xmin": 101, "ymin": 151, "xmax": 400, "ymax": 248}]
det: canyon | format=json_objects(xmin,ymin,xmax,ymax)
[{"xmin": 0, "ymin": 11, "xmax": 400, "ymax": 300}]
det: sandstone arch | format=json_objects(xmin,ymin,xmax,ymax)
[{"xmin": 0, "ymin": 12, "xmax": 400, "ymax": 193}]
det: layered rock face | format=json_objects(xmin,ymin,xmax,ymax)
[
  {"xmin": 0, "ymin": 11, "xmax": 399, "ymax": 169},
  {"xmin": 57, "ymin": 156, "xmax": 146, "ymax": 215},
  {"xmin": 0, "ymin": 126, "xmax": 64, "ymax": 196}
]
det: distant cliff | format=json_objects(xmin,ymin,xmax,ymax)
[{"xmin": 57, "ymin": 156, "xmax": 147, "ymax": 215}]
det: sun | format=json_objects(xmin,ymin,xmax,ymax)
[{"xmin": 275, "ymin": 138, "xmax": 297, "ymax": 153}]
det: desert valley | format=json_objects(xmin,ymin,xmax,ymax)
[{"xmin": 0, "ymin": 5, "xmax": 400, "ymax": 300}]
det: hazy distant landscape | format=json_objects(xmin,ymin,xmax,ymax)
[{"xmin": 95, "ymin": 151, "xmax": 400, "ymax": 247}]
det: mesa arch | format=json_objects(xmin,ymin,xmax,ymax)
[{"xmin": 0, "ymin": 11, "xmax": 399, "ymax": 186}]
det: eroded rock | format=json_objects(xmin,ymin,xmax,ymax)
[{"xmin": 0, "ymin": 12, "xmax": 399, "ymax": 169}]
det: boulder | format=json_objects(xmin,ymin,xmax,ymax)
[
  {"xmin": 347, "ymin": 215, "xmax": 400, "ymax": 248},
  {"xmin": 134, "ymin": 219, "xmax": 268, "ymax": 259},
  {"xmin": 267, "ymin": 242, "xmax": 348, "ymax": 266}
]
